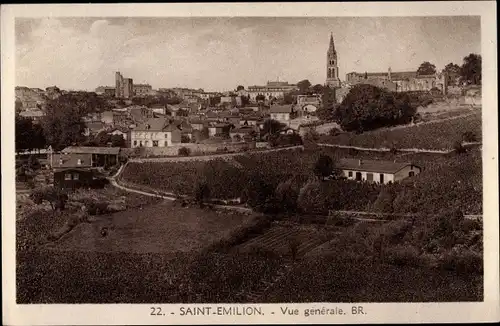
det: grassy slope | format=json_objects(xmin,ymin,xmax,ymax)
[{"xmin": 44, "ymin": 201, "xmax": 256, "ymax": 253}]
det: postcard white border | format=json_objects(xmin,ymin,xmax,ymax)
[{"xmin": 2, "ymin": 2, "xmax": 499, "ymax": 325}]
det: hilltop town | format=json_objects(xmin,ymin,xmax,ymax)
[{"xmin": 16, "ymin": 32, "xmax": 483, "ymax": 304}]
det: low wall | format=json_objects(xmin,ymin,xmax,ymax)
[{"xmin": 123, "ymin": 142, "xmax": 256, "ymax": 157}]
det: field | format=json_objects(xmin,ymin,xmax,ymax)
[
  {"xmin": 43, "ymin": 201, "xmax": 257, "ymax": 253},
  {"xmin": 319, "ymin": 112, "xmax": 481, "ymax": 150}
]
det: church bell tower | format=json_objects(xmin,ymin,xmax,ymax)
[{"xmin": 326, "ymin": 33, "xmax": 341, "ymax": 88}]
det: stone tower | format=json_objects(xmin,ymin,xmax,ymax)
[{"xmin": 326, "ymin": 33, "xmax": 341, "ymax": 88}]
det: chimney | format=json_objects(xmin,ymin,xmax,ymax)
[{"xmin": 358, "ymin": 159, "xmax": 362, "ymax": 166}]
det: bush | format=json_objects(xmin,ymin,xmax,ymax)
[
  {"xmin": 178, "ymin": 147, "xmax": 191, "ymax": 156},
  {"xmin": 297, "ymin": 180, "xmax": 329, "ymax": 215},
  {"xmin": 384, "ymin": 244, "xmax": 421, "ymax": 267},
  {"xmin": 328, "ymin": 128, "xmax": 341, "ymax": 137},
  {"xmin": 181, "ymin": 135, "xmax": 191, "ymax": 143},
  {"xmin": 453, "ymin": 141, "xmax": 467, "ymax": 154},
  {"xmin": 275, "ymin": 179, "xmax": 300, "ymax": 213},
  {"xmin": 313, "ymin": 155, "xmax": 334, "ymax": 181},
  {"xmin": 440, "ymin": 247, "xmax": 483, "ymax": 275},
  {"xmin": 462, "ymin": 131, "xmax": 477, "ymax": 142},
  {"xmin": 30, "ymin": 186, "xmax": 69, "ymax": 211}
]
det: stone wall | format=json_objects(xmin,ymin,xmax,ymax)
[{"xmin": 123, "ymin": 141, "xmax": 256, "ymax": 157}]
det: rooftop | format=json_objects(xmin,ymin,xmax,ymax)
[
  {"xmin": 270, "ymin": 105, "xmax": 294, "ymax": 113},
  {"xmin": 52, "ymin": 153, "xmax": 93, "ymax": 169},
  {"xmin": 337, "ymin": 158, "xmax": 417, "ymax": 174},
  {"xmin": 61, "ymin": 146, "xmax": 121, "ymax": 155}
]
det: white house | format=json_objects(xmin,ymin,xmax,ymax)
[
  {"xmin": 336, "ymin": 158, "xmax": 421, "ymax": 184},
  {"xmin": 130, "ymin": 118, "xmax": 181, "ymax": 148}
]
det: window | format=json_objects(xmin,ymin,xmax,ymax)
[
  {"xmin": 73, "ymin": 173, "xmax": 79, "ymax": 180},
  {"xmin": 409, "ymin": 171, "xmax": 415, "ymax": 177},
  {"xmin": 64, "ymin": 173, "xmax": 72, "ymax": 180},
  {"xmin": 153, "ymin": 140, "xmax": 159, "ymax": 147},
  {"xmin": 380, "ymin": 174, "xmax": 384, "ymax": 184},
  {"xmin": 355, "ymin": 172, "xmax": 362, "ymax": 181},
  {"xmin": 133, "ymin": 140, "xmax": 137, "ymax": 146},
  {"xmin": 367, "ymin": 173, "xmax": 373, "ymax": 182},
  {"xmin": 165, "ymin": 133, "xmax": 169, "ymax": 139},
  {"xmin": 348, "ymin": 171, "xmax": 353, "ymax": 178}
]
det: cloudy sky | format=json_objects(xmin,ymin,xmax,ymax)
[{"xmin": 16, "ymin": 16, "xmax": 480, "ymax": 92}]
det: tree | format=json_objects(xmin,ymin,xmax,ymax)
[
  {"xmin": 262, "ymin": 119, "xmax": 286, "ymax": 136},
  {"xmin": 30, "ymin": 186, "xmax": 69, "ymax": 211},
  {"xmin": 255, "ymin": 94, "xmax": 265, "ymax": 102},
  {"xmin": 313, "ymin": 155, "xmax": 334, "ymax": 181},
  {"xmin": 194, "ymin": 180, "xmax": 211, "ymax": 208},
  {"xmin": 297, "ymin": 79, "xmax": 312, "ymax": 94},
  {"xmin": 236, "ymin": 85, "xmax": 245, "ymax": 91},
  {"xmin": 318, "ymin": 86, "xmax": 337, "ymax": 121},
  {"xmin": 110, "ymin": 134, "xmax": 126, "ymax": 147},
  {"xmin": 460, "ymin": 53, "xmax": 481, "ymax": 85},
  {"xmin": 283, "ymin": 92, "xmax": 296, "ymax": 105},
  {"xmin": 443, "ymin": 62, "xmax": 461, "ymax": 86},
  {"xmin": 178, "ymin": 147, "xmax": 191, "ymax": 156},
  {"xmin": 41, "ymin": 96, "xmax": 87, "ymax": 151},
  {"xmin": 334, "ymin": 84, "xmax": 417, "ymax": 132},
  {"xmin": 311, "ymin": 84, "xmax": 324, "ymax": 95},
  {"xmin": 15, "ymin": 115, "xmax": 35, "ymax": 153},
  {"xmin": 417, "ymin": 61, "xmax": 437, "ymax": 76}
]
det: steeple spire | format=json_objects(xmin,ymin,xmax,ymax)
[{"xmin": 329, "ymin": 33, "xmax": 335, "ymax": 52}]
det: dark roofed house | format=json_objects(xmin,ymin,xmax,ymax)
[
  {"xmin": 337, "ymin": 158, "xmax": 421, "ymax": 184},
  {"xmin": 51, "ymin": 153, "xmax": 95, "ymax": 189}
]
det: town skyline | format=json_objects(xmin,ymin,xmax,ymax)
[{"xmin": 16, "ymin": 16, "xmax": 480, "ymax": 92}]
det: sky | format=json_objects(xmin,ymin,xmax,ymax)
[{"xmin": 15, "ymin": 16, "xmax": 481, "ymax": 92}]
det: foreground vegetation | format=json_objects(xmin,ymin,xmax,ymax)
[{"xmin": 17, "ymin": 208, "xmax": 482, "ymax": 303}]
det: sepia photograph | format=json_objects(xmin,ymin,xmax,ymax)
[{"xmin": 2, "ymin": 2, "xmax": 498, "ymax": 325}]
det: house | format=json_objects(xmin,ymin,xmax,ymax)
[
  {"xmin": 269, "ymin": 105, "xmax": 297, "ymax": 125},
  {"xmin": 230, "ymin": 126, "xmax": 259, "ymax": 142},
  {"xmin": 208, "ymin": 123, "xmax": 231, "ymax": 137},
  {"xmin": 336, "ymin": 158, "xmax": 421, "ymax": 184},
  {"xmin": 130, "ymin": 117, "xmax": 182, "ymax": 148},
  {"xmin": 100, "ymin": 111, "xmax": 115, "ymax": 125},
  {"xmin": 84, "ymin": 121, "xmax": 105, "ymax": 137},
  {"xmin": 51, "ymin": 153, "xmax": 94, "ymax": 189},
  {"xmin": 128, "ymin": 106, "xmax": 155, "ymax": 123},
  {"xmin": 108, "ymin": 127, "xmax": 129, "ymax": 140},
  {"xmin": 60, "ymin": 146, "xmax": 121, "ymax": 167},
  {"xmin": 188, "ymin": 118, "xmax": 206, "ymax": 131},
  {"xmin": 150, "ymin": 104, "xmax": 168, "ymax": 115},
  {"xmin": 19, "ymin": 109, "xmax": 45, "ymax": 123}
]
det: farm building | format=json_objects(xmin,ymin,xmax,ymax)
[
  {"xmin": 337, "ymin": 158, "xmax": 421, "ymax": 184},
  {"xmin": 60, "ymin": 146, "xmax": 121, "ymax": 167}
]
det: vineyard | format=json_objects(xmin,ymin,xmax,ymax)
[
  {"xmin": 235, "ymin": 224, "xmax": 340, "ymax": 257},
  {"xmin": 319, "ymin": 112, "xmax": 481, "ymax": 150},
  {"xmin": 120, "ymin": 145, "xmax": 482, "ymax": 215}
]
